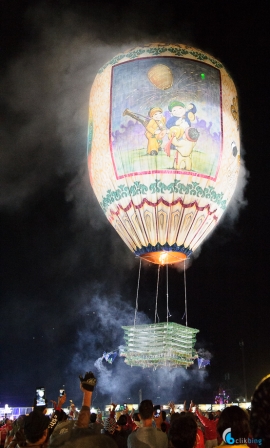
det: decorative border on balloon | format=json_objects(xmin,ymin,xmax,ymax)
[
  {"xmin": 99, "ymin": 179, "xmax": 226, "ymax": 213},
  {"xmin": 134, "ymin": 242, "xmax": 193, "ymax": 258},
  {"xmin": 108, "ymin": 197, "xmax": 219, "ymax": 228},
  {"xmin": 98, "ymin": 44, "xmax": 224, "ymax": 74}
]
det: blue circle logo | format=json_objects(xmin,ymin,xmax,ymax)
[{"xmin": 223, "ymin": 428, "xmax": 235, "ymax": 445}]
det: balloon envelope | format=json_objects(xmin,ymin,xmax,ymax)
[{"xmin": 88, "ymin": 44, "xmax": 240, "ymax": 264}]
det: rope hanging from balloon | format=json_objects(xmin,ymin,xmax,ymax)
[
  {"xmin": 133, "ymin": 258, "xmax": 141, "ymax": 327},
  {"xmin": 166, "ymin": 264, "xmax": 169, "ymax": 323},
  {"xmin": 184, "ymin": 259, "xmax": 188, "ymax": 327},
  {"xmin": 166, "ymin": 264, "xmax": 172, "ymax": 322},
  {"xmin": 154, "ymin": 265, "xmax": 160, "ymax": 324},
  {"xmin": 133, "ymin": 258, "xmax": 188, "ymax": 326}
]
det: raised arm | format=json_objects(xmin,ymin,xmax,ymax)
[{"xmin": 76, "ymin": 372, "xmax": 97, "ymax": 429}]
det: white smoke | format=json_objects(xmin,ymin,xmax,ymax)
[
  {"xmin": 62, "ymin": 291, "xmax": 211, "ymax": 406},
  {"xmin": 0, "ymin": 3, "xmax": 246, "ymax": 407}
]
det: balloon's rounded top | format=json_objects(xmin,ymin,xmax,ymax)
[
  {"xmin": 97, "ymin": 43, "xmax": 226, "ymax": 74},
  {"xmin": 88, "ymin": 43, "xmax": 240, "ymax": 265}
]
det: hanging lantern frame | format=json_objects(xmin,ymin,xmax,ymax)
[{"xmin": 122, "ymin": 322, "xmax": 199, "ymax": 369}]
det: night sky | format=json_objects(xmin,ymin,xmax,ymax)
[{"xmin": 0, "ymin": 0, "xmax": 269, "ymax": 409}]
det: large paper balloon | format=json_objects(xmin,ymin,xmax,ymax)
[{"xmin": 88, "ymin": 44, "xmax": 240, "ymax": 265}]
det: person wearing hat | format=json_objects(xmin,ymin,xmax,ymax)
[
  {"xmin": 167, "ymin": 101, "xmax": 196, "ymax": 129},
  {"xmin": 167, "ymin": 100, "xmax": 187, "ymax": 128},
  {"xmin": 145, "ymin": 107, "xmax": 166, "ymax": 155},
  {"xmin": 166, "ymin": 101, "xmax": 197, "ymax": 151}
]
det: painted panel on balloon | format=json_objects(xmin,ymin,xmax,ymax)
[{"xmin": 110, "ymin": 57, "xmax": 222, "ymax": 180}]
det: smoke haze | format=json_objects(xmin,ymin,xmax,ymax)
[
  {"xmin": 0, "ymin": 1, "xmax": 251, "ymax": 407},
  {"xmin": 64, "ymin": 291, "xmax": 211, "ymax": 405}
]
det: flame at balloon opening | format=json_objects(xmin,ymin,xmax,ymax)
[
  {"xmin": 140, "ymin": 251, "xmax": 187, "ymax": 265},
  {"xmin": 135, "ymin": 243, "xmax": 192, "ymax": 265}
]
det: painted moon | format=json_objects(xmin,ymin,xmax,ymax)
[{"xmin": 147, "ymin": 64, "xmax": 173, "ymax": 90}]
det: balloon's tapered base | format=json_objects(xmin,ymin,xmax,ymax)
[{"xmin": 140, "ymin": 251, "xmax": 187, "ymax": 265}]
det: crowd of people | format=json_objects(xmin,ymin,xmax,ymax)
[{"xmin": 1, "ymin": 372, "xmax": 270, "ymax": 448}]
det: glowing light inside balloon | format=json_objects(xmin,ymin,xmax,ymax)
[
  {"xmin": 200, "ymin": 73, "xmax": 205, "ymax": 79},
  {"xmin": 121, "ymin": 322, "xmax": 199, "ymax": 369},
  {"xmin": 140, "ymin": 250, "xmax": 187, "ymax": 265},
  {"xmin": 159, "ymin": 252, "xmax": 168, "ymax": 265}
]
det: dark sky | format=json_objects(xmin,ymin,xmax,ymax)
[{"xmin": 0, "ymin": 0, "xmax": 269, "ymax": 409}]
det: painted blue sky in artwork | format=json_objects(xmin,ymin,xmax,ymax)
[
  {"xmin": 110, "ymin": 56, "xmax": 222, "ymax": 178},
  {"xmin": 111, "ymin": 56, "xmax": 221, "ymax": 137}
]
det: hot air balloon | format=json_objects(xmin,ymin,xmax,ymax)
[
  {"xmin": 87, "ymin": 44, "xmax": 240, "ymax": 369},
  {"xmin": 88, "ymin": 43, "xmax": 240, "ymax": 265}
]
